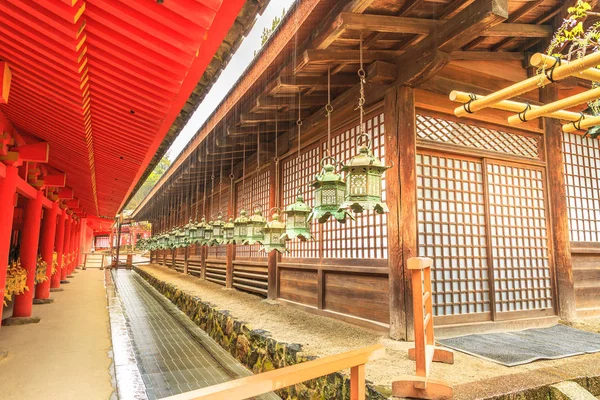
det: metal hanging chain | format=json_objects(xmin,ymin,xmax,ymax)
[
  {"xmin": 210, "ymin": 138, "xmax": 216, "ymax": 218},
  {"xmin": 275, "ymin": 113, "xmax": 280, "ymax": 209},
  {"xmin": 256, "ymin": 124, "xmax": 261, "ymax": 171},
  {"xmin": 297, "ymin": 92, "xmax": 302, "ymax": 162},
  {"xmin": 230, "ymin": 140, "xmax": 235, "ymax": 211},
  {"xmin": 218, "ymin": 155, "xmax": 223, "ymax": 215},
  {"xmin": 357, "ymin": 33, "xmax": 366, "ymax": 136},
  {"xmin": 195, "ymin": 148, "xmax": 200, "ymax": 220},
  {"xmin": 202, "ymin": 144, "xmax": 208, "ymax": 219},
  {"xmin": 326, "ymin": 66, "xmax": 333, "ymax": 156},
  {"xmin": 242, "ymin": 137, "xmax": 247, "ymax": 211}
]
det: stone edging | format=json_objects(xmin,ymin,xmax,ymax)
[{"xmin": 134, "ymin": 267, "xmax": 387, "ymax": 400}]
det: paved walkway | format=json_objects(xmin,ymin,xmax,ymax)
[
  {"xmin": 0, "ymin": 270, "xmax": 115, "ymax": 400},
  {"xmin": 109, "ymin": 270, "xmax": 276, "ymax": 400}
]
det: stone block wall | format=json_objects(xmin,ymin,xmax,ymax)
[{"xmin": 134, "ymin": 267, "xmax": 387, "ymax": 400}]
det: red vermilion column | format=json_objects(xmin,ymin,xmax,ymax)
[
  {"xmin": 13, "ymin": 190, "xmax": 44, "ymax": 317},
  {"xmin": 72, "ymin": 220, "xmax": 80, "ymax": 272},
  {"xmin": 0, "ymin": 166, "xmax": 18, "ymax": 322},
  {"xmin": 51, "ymin": 210, "xmax": 66, "ymax": 288},
  {"xmin": 69, "ymin": 219, "xmax": 77, "ymax": 274},
  {"xmin": 61, "ymin": 215, "xmax": 72, "ymax": 281},
  {"xmin": 67, "ymin": 220, "xmax": 75, "ymax": 274},
  {"xmin": 35, "ymin": 202, "xmax": 59, "ymax": 299}
]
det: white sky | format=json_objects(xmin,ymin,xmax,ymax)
[{"xmin": 166, "ymin": 0, "xmax": 296, "ymax": 160}]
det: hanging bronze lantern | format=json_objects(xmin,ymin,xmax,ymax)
[
  {"xmin": 187, "ymin": 218, "xmax": 198, "ymax": 244},
  {"xmin": 339, "ymin": 134, "xmax": 390, "ymax": 214},
  {"xmin": 245, "ymin": 205, "xmax": 266, "ymax": 245},
  {"xmin": 177, "ymin": 227, "xmax": 187, "ymax": 248},
  {"xmin": 169, "ymin": 228, "xmax": 178, "ymax": 249},
  {"xmin": 223, "ymin": 217, "xmax": 235, "ymax": 244},
  {"xmin": 309, "ymin": 157, "xmax": 353, "ymax": 224},
  {"xmin": 196, "ymin": 217, "xmax": 208, "ymax": 245},
  {"xmin": 281, "ymin": 189, "xmax": 313, "ymax": 241},
  {"xmin": 260, "ymin": 209, "xmax": 287, "ymax": 254},
  {"xmin": 203, "ymin": 218, "xmax": 214, "ymax": 245},
  {"xmin": 233, "ymin": 209, "xmax": 249, "ymax": 244},
  {"xmin": 209, "ymin": 212, "xmax": 225, "ymax": 246}
]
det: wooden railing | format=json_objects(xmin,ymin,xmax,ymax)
[{"xmin": 162, "ymin": 344, "xmax": 385, "ymax": 400}]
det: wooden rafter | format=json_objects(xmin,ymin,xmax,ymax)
[{"xmin": 394, "ymin": 0, "xmax": 509, "ymax": 86}]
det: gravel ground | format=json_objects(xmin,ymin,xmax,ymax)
[{"xmin": 139, "ymin": 265, "xmax": 600, "ymax": 391}]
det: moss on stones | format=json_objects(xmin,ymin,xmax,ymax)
[{"xmin": 134, "ymin": 267, "xmax": 386, "ymax": 400}]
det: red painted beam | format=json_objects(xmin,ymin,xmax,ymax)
[
  {"xmin": 16, "ymin": 175, "xmax": 37, "ymax": 199},
  {"xmin": 41, "ymin": 195, "xmax": 53, "ymax": 209},
  {"xmin": 13, "ymin": 141, "xmax": 49, "ymax": 163},
  {"xmin": 58, "ymin": 187, "xmax": 74, "ymax": 199},
  {"xmin": 0, "ymin": 62, "xmax": 11, "ymax": 104},
  {"xmin": 66, "ymin": 198, "xmax": 80, "ymax": 208},
  {"xmin": 44, "ymin": 172, "xmax": 67, "ymax": 187},
  {"xmin": 0, "ymin": 161, "xmax": 5, "ymax": 178}
]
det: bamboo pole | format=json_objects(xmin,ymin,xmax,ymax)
[
  {"xmin": 533, "ymin": 53, "xmax": 600, "ymax": 82},
  {"xmin": 454, "ymin": 51, "xmax": 600, "ymax": 117},
  {"xmin": 449, "ymin": 91, "xmax": 586, "ymax": 122},
  {"xmin": 563, "ymin": 115, "xmax": 600, "ymax": 133},
  {"xmin": 508, "ymin": 87, "xmax": 600, "ymax": 125}
]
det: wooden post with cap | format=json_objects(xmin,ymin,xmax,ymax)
[{"xmin": 393, "ymin": 257, "xmax": 454, "ymax": 400}]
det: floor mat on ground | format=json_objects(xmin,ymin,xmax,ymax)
[{"xmin": 437, "ymin": 324, "xmax": 600, "ymax": 366}]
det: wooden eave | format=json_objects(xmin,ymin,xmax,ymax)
[{"xmin": 133, "ymin": 0, "xmax": 592, "ymax": 221}]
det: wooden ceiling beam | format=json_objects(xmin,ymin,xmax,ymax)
[
  {"xmin": 227, "ymin": 124, "xmax": 289, "ymax": 137},
  {"xmin": 437, "ymin": 0, "xmax": 477, "ymax": 20},
  {"xmin": 239, "ymin": 112, "xmax": 306, "ymax": 125},
  {"xmin": 295, "ymin": 49, "xmax": 402, "ymax": 72},
  {"xmin": 312, "ymin": 0, "xmax": 378, "ymax": 49},
  {"xmin": 335, "ymin": 12, "xmax": 550, "ymax": 38},
  {"xmin": 275, "ymin": 74, "xmax": 356, "ymax": 91},
  {"xmin": 253, "ymin": 94, "xmax": 328, "ymax": 112},
  {"xmin": 394, "ymin": 0, "xmax": 509, "ymax": 87},
  {"xmin": 463, "ymin": 0, "xmax": 545, "ymax": 50},
  {"xmin": 449, "ymin": 51, "xmax": 526, "ymax": 61}
]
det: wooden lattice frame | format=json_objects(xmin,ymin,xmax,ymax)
[{"xmin": 563, "ymin": 132, "xmax": 600, "ymax": 243}]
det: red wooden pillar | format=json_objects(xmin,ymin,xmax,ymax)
[
  {"xmin": 51, "ymin": 210, "xmax": 66, "ymax": 288},
  {"xmin": 0, "ymin": 165, "xmax": 18, "ymax": 322},
  {"xmin": 13, "ymin": 190, "xmax": 44, "ymax": 317},
  {"xmin": 70, "ymin": 220, "xmax": 79, "ymax": 273},
  {"xmin": 61, "ymin": 215, "xmax": 72, "ymax": 281},
  {"xmin": 77, "ymin": 218, "xmax": 87, "ymax": 267},
  {"xmin": 35, "ymin": 202, "xmax": 59, "ymax": 299}
]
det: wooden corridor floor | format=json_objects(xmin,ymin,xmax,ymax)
[{"xmin": 0, "ymin": 269, "xmax": 115, "ymax": 400}]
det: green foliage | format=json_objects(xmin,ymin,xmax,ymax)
[
  {"xmin": 254, "ymin": 8, "xmax": 286, "ymax": 56},
  {"xmin": 544, "ymin": 0, "xmax": 600, "ymax": 134},
  {"xmin": 125, "ymin": 156, "xmax": 171, "ymax": 211},
  {"xmin": 546, "ymin": 1, "xmax": 598, "ymax": 58}
]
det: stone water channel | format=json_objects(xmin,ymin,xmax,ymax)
[{"xmin": 106, "ymin": 269, "xmax": 278, "ymax": 400}]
